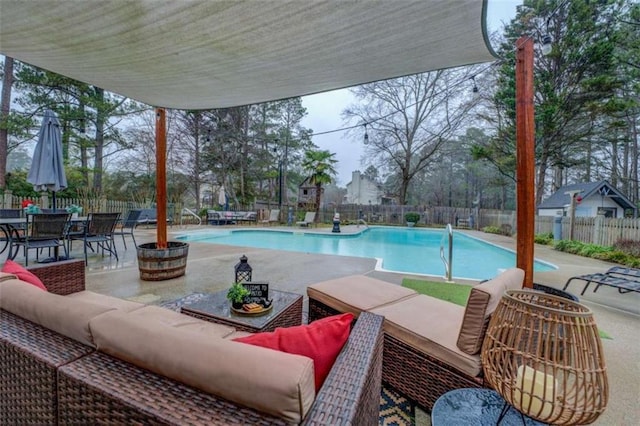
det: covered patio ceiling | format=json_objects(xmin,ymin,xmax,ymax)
[
  {"xmin": 1, "ymin": 0, "xmax": 539, "ymax": 287},
  {"xmin": 0, "ymin": 0, "xmax": 496, "ymax": 109}
]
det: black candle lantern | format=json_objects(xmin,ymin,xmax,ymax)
[{"xmin": 234, "ymin": 255, "xmax": 252, "ymax": 283}]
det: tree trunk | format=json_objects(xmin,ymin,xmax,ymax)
[
  {"xmin": 630, "ymin": 113, "xmax": 639, "ymax": 205},
  {"xmin": 314, "ymin": 183, "xmax": 322, "ymax": 222},
  {"xmin": 0, "ymin": 56, "xmax": 14, "ymax": 189},
  {"xmin": 92, "ymin": 87, "xmax": 105, "ymax": 191}
]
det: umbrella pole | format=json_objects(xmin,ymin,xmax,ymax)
[{"xmin": 155, "ymin": 108, "xmax": 168, "ymax": 249}]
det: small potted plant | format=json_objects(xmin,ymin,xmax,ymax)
[
  {"xmin": 226, "ymin": 282, "xmax": 250, "ymax": 309},
  {"xmin": 66, "ymin": 204, "xmax": 83, "ymax": 219},
  {"xmin": 22, "ymin": 200, "xmax": 41, "ymax": 215},
  {"xmin": 404, "ymin": 212, "xmax": 420, "ymax": 227}
]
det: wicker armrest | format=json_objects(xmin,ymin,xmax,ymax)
[
  {"xmin": 27, "ymin": 259, "xmax": 86, "ymax": 295},
  {"xmin": 303, "ymin": 311, "xmax": 384, "ymax": 425}
]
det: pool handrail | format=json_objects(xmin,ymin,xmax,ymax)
[
  {"xmin": 440, "ymin": 224, "xmax": 453, "ymax": 282},
  {"xmin": 181, "ymin": 208, "xmax": 202, "ymax": 226}
]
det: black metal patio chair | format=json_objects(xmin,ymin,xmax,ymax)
[
  {"xmin": 69, "ymin": 212, "xmax": 121, "ymax": 264},
  {"xmin": 9, "ymin": 213, "xmax": 70, "ymax": 266},
  {"xmin": 113, "ymin": 209, "xmax": 142, "ymax": 249},
  {"xmin": 0, "ymin": 209, "xmax": 24, "ymax": 255}
]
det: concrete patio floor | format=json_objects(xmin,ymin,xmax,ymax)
[{"xmin": 24, "ymin": 223, "xmax": 639, "ymax": 425}]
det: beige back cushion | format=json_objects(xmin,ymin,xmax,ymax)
[
  {"xmin": 89, "ymin": 309, "xmax": 315, "ymax": 423},
  {"xmin": 457, "ymin": 268, "xmax": 524, "ymax": 355},
  {"xmin": 0, "ymin": 279, "xmax": 114, "ymax": 346},
  {"xmin": 67, "ymin": 290, "xmax": 146, "ymax": 313}
]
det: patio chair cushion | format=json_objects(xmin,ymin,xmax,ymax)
[
  {"xmin": 2, "ymin": 259, "xmax": 47, "ymax": 291},
  {"xmin": 89, "ymin": 309, "xmax": 315, "ymax": 423},
  {"xmin": 370, "ymin": 294, "xmax": 482, "ymax": 377},
  {"xmin": 456, "ymin": 268, "xmax": 525, "ymax": 355},
  {"xmin": 234, "ymin": 312, "xmax": 354, "ymax": 391},
  {"xmin": 307, "ymin": 274, "xmax": 418, "ymax": 316},
  {"xmin": 0, "ymin": 279, "xmax": 115, "ymax": 346}
]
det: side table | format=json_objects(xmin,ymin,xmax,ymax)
[
  {"xmin": 431, "ymin": 388, "xmax": 547, "ymax": 426},
  {"xmin": 180, "ymin": 289, "xmax": 303, "ymax": 333}
]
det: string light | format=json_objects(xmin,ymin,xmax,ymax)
[
  {"xmin": 470, "ymin": 76, "xmax": 479, "ymax": 93},
  {"xmin": 540, "ymin": 0, "xmax": 569, "ymax": 56},
  {"xmin": 541, "ymin": 34, "xmax": 553, "ymax": 55}
]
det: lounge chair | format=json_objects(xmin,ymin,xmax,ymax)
[
  {"xmin": 296, "ymin": 211, "xmax": 315, "ymax": 227},
  {"xmin": 260, "ymin": 209, "xmax": 279, "ymax": 226},
  {"xmin": 563, "ymin": 266, "xmax": 640, "ymax": 295}
]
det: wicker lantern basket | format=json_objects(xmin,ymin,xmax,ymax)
[{"xmin": 481, "ymin": 290, "xmax": 608, "ymax": 425}]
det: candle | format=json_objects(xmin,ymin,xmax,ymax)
[{"xmin": 514, "ymin": 365, "xmax": 557, "ymax": 418}]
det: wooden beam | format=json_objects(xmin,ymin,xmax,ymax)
[
  {"xmin": 155, "ymin": 108, "xmax": 167, "ymax": 249},
  {"xmin": 515, "ymin": 37, "xmax": 535, "ymax": 288}
]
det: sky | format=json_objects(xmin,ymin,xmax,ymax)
[{"xmin": 300, "ymin": 0, "xmax": 522, "ymax": 186}]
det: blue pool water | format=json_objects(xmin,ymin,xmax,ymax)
[{"xmin": 177, "ymin": 227, "xmax": 555, "ymax": 280}]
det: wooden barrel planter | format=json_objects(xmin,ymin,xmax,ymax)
[{"xmin": 136, "ymin": 241, "xmax": 189, "ymax": 281}]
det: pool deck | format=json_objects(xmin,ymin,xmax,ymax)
[{"xmin": 22, "ymin": 223, "xmax": 640, "ymax": 425}]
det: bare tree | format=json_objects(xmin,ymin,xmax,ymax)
[
  {"xmin": 0, "ymin": 56, "xmax": 13, "ymax": 188},
  {"xmin": 343, "ymin": 69, "xmax": 477, "ymax": 205}
]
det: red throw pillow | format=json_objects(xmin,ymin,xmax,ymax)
[
  {"xmin": 233, "ymin": 312, "xmax": 354, "ymax": 391},
  {"xmin": 1, "ymin": 259, "xmax": 47, "ymax": 291}
]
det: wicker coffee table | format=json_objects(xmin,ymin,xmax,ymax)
[{"xmin": 180, "ymin": 289, "xmax": 303, "ymax": 333}]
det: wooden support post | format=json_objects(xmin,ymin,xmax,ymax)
[
  {"xmin": 515, "ymin": 37, "xmax": 535, "ymax": 288},
  {"xmin": 155, "ymin": 108, "xmax": 168, "ymax": 249}
]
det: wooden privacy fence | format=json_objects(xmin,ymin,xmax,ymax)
[
  {"xmin": 315, "ymin": 204, "xmax": 516, "ymax": 229},
  {"xmin": 0, "ymin": 192, "xmax": 201, "ymax": 225},
  {"xmin": 536, "ymin": 215, "xmax": 640, "ymax": 246},
  {"xmin": 5, "ymin": 190, "xmax": 636, "ymax": 244}
]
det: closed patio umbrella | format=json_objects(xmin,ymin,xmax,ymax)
[
  {"xmin": 27, "ymin": 109, "xmax": 67, "ymax": 210},
  {"xmin": 218, "ymin": 186, "xmax": 228, "ymax": 210}
]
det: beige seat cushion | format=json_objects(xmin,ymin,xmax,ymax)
[
  {"xmin": 90, "ymin": 309, "xmax": 315, "ymax": 423},
  {"xmin": 371, "ymin": 294, "xmax": 483, "ymax": 377},
  {"xmin": 456, "ymin": 268, "xmax": 525, "ymax": 355},
  {"xmin": 307, "ymin": 274, "xmax": 417, "ymax": 315},
  {"xmin": 0, "ymin": 272, "xmax": 18, "ymax": 283},
  {"xmin": 67, "ymin": 291, "xmax": 146, "ymax": 313},
  {"xmin": 0, "ymin": 279, "xmax": 114, "ymax": 346}
]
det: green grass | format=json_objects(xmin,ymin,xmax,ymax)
[
  {"xmin": 401, "ymin": 278, "xmax": 613, "ymax": 340},
  {"xmin": 401, "ymin": 278, "xmax": 472, "ymax": 307}
]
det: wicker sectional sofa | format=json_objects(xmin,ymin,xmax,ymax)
[
  {"xmin": 0, "ymin": 259, "xmax": 384, "ymax": 425},
  {"xmin": 307, "ymin": 269, "xmax": 525, "ymax": 411}
]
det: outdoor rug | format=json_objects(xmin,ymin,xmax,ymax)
[{"xmin": 158, "ymin": 293, "xmax": 416, "ymax": 425}]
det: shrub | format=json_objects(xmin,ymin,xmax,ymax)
[
  {"xmin": 482, "ymin": 226, "xmax": 502, "ymax": 235},
  {"xmin": 613, "ymin": 239, "xmax": 640, "ymax": 258},
  {"xmin": 578, "ymin": 243, "xmax": 610, "ymax": 258},
  {"xmin": 404, "ymin": 212, "xmax": 420, "ymax": 223},
  {"xmin": 554, "ymin": 239, "xmax": 639, "ymax": 267},
  {"xmin": 534, "ymin": 232, "xmax": 554, "ymax": 245}
]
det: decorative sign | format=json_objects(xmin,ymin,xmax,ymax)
[{"xmin": 241, "ymin": 282, "xmax": 269, "ymax": 303}]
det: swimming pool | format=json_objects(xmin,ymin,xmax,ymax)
[{"xmin": 177, "ymin": 227, "xmax": 556, "ymax": 280}]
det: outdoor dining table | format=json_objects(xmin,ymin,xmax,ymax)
[{"xmin": 0, "ymin": 216, "xmax": 88, "ymax": 260}]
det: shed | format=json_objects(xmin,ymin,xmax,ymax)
[{"xmin": 537, "ymin": 181, "xmax": 637, "ymax": 218}]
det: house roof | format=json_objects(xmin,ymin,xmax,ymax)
[
  {"xmin": 538, "ymin": 181, "xmax": 637, "ymax": 212},
  {"xmin": 0, "ymin": 0, "xmax": 496, "ymax": 109}
]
